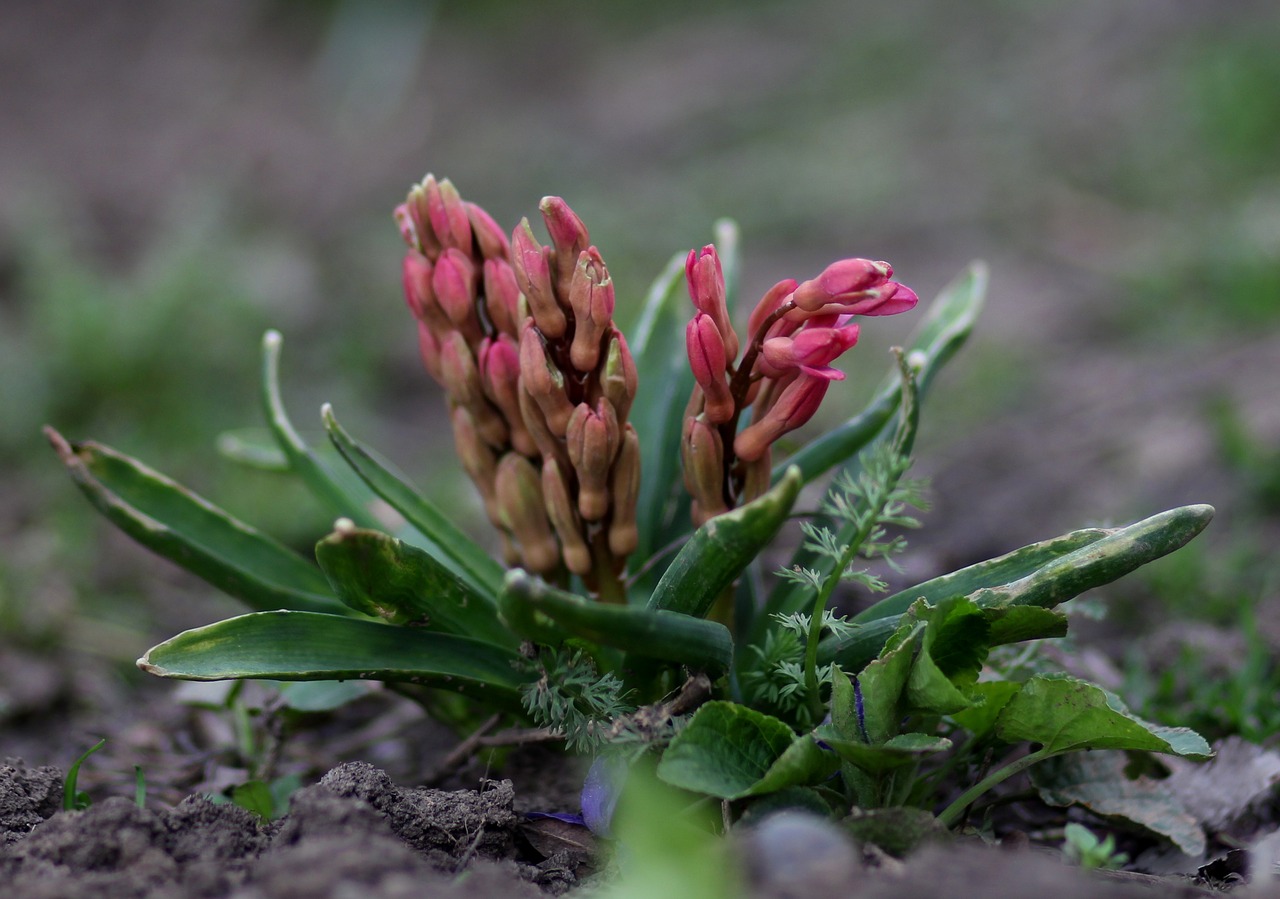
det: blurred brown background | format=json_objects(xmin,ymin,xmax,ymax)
[{"xmin": 2, "ymin": 0, "xmax": 1278, "ymax": 763}]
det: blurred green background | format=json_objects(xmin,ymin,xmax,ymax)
[{"xmin": 2, "ymin": 0, "xmax": 1278, "ymax": 753}]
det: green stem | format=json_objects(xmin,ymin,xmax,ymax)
[{"xmin": 935, "ymin": 747, "xmax": 1057, "ymax": 828}]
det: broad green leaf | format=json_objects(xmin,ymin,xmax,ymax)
[
  {"xmin": 819, "ymin": 505, "xmax": 1214, "ymax": 671},
  {"xmin": 907, "ymin": 649, "xmax": 972, "ymax": 717},
  {"xmin": 46, "ymin": 427, "xmax": 342, "ymax": 614},
  {"xmin": 501, "ymin": 571, "xmax": 732, "ymax": 673},
  {"xmin": 967, "ymin": 504, "xmax": 1215, "ymax": 612},
  {"xmin": 230, "ymin": 781, "xmax": 275, "ymax": 821},
  {"xmin": 996, "ymin": 674, "xmax": 1212, "ymax": 760},
  {"xmin": 986, "ymin": 605, "xmax": 1069, "ymax": 647},
  {"xmin": 1031, "ymin": 752, "xmax": 1205, "ymax": 857},
  {"xmin": 314, "ymin": 524, "xmax": 514, "ymax": 649},
  {"xmin": 852, "ymin": 526, "xmax": 1110, "ymax": 624},
  {"xmin": 780, "ymin": 261, "xmax": 987, "ymax": 486},
  {"xmin": 857, "ymin": 620, "xmax": 919, "ymax": 745},
  {"xmin": 647, "ymin": 466, "xmax": 802, "ymax": 618},
  {"xmin": 920, "ymin": 597, "xmax": 989, "ymax": 683},
  {"xmin": 138, "ymin": 610, "xmax": 532, "ymax": 711},
  {"xmin": 322, "ymin": 405, "xmax": 504, "ymax": 597},
  {"xmin": 951, "ymin": 681, "xmax": 1022, "ymax": 739},
  {"xmin": 744, "ymin": 732, "xmax": 841, "ymax": 797},
  {"xmin": 627, "ymin": 251, "xmax": 697, "ymax": 582},
  {"xmin": 814, "ymin": 729, "xmax": 952, "ymax": 776},
  {"xmin": 260, "ymin": 331, "xmax": 380, "ymax": 529},
  {"xmin": 655, "ymin": 702, "xmax": 796, "ymax": 800}
]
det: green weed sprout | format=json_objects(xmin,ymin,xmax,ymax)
[{"xmin": 49, "ymin": 176, "xmax": 1214, "ymax": 851}]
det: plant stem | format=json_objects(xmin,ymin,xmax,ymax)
[{"xmin": 935, "ymin": 747, "xmax": 1057, "ymax": 828}]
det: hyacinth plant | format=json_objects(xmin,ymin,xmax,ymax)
[{"xmin": 48, "ymin": 175, "xmax": 1216, "ymax": 844}]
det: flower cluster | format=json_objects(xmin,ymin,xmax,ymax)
[
  {"xmin": 395, "ymin": 176, "xmax": 639, "ymax": 600},
  {"xmin": 681, "ymin": 247, "xmax": 918, "ymax": 525}
]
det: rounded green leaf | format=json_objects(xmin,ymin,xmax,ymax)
[{"xmin": 656, "ymin": 701, "xmax": 796, "ymax": 800}]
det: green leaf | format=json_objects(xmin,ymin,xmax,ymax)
[
  {"xmin": 852, "ymin": 526, "xmax": 1110, "ymax": 624},
  {"xmin": 780, "ymin": 261, "xmax": 986, "ymax": 486},
  {"xmin": 46, "ymin": 427, "xmax": 343, "ymax": 614},
  {"xmin": 276, "ymin": 680, "xmax": 372, "ymax": 713},
  {"xmin": 819, "ymin": 505, "xmax": 1215, "ymax": 672},
  {"xmin": 647, "ymin": 466, "xmax": 802, "ymax": 618},
  {"xmin": 64, "ymin": 738, "xmax": 107, "ymax": 811},
  {"xmin": 814, "ymin": 729, "xmax": 953, "ymax": 776},
  {"xmin": 259, "ymin": 331, "xmax": 380, "ymax": 528},
  {"xmin": 744, "ymin": 731, "xmax": 842, "ymax": 797},
  {"xmin": 1031, "ymin": 752, "xmax": 1205, "ymax": 857},
  {"xmin": 967, "ymin": 504, "xmax": 1215, "ymax": 612},
  {"xmin": 951, "ymin": 681, "xmax": 1022, "ymax": 739},
  {"xmin": 627, "ymin": 251, "xmax": 698, "ymax": 581},
  {"xmin": 314, "ymin": 524, "xmax": 514, "ymax": 649},
  {"xmin": 986, "ymin": 605, "xmax": 1069, "ymax": 647},
  {"xmin": 321, "ymin": 404, "xmax": 504, "ymax": 597},
  {"xmin": 230, "ymin": 781, "xmax": 275, "ymax": 821},
  {"xmin": 500, "ymin": 571, "xmax": 732, "ymax": 674},
  {"xmin": 856, "ymin": 619, "xmax": 920, "ymax": 745},
  {"xmin": 215, "ymin": 428, "xmax": 290, "ymax": 471},
  {"xmin": 138, "ymin": 610, "xmax": 532, "ymax": 711},
  {"xmin": 656, "ymin": 702, "xmax": 797, "ymax": 800},
  {"xmin": 996, "ymin": 674, "xmax": 1213, "ymax": 760}
]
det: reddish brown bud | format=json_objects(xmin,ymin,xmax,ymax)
[
  {"xmin": 512, "ymin": 219, "xmax": 566, "ymax": 338},
  {"xmin": 608, "ymin": 424, "xmax": 641, "ymax": 557},
  {"xmin": 540, "ymin": 196, "xmax": 591, "ymax": 293},
  {"xmin": 734, "ymin": 374, "xmax": 831, "ymax": 463},
  {"xmin": 541, "ymin": 457, "xmax": 591, "ymax": 576},
  {"xmin": 431, "ymin": 248, "xmax": 480, "ymax": 340},
  {"xmin": 746, "ymin": 278, "xmax": 800, "ymax": 342},
  {"xmin": 682, "ymin": 414, "xmax": 729, "ymax": 524},
  {"xmin": 479, "ymin": 335, "xmax": 536, "ymax": 457},
  {"xmin": 440, "ymin": 332, "xmax": 507, "ymax": 448},
  {"xmin": 519, "ymin": 323, "xmax": 574, "ymax": 437},
  {"xmin": 600, "ymin": 332, "xmax": 638, "ymax": 424},
  {"xmin": 494, "ymin": 452, "xmax": 560, "ymax": 574},
  {"xmin": 451, "ymin": 406, "xmax": 501, "ymax": 527},
  {"xmin": 568, "ymin": 248, "xmax": 615, "ymax": 372},
  {"xmin": 483, "ymin": 259, "xmax": 522, "ymax": 337},
  {"xmin": 686, "ymin": 313, "xmax": 734, "ymax": 424},
  {"xmin": 415, "ymin": 319, "xmax": 443, "ymax": 382},
  {"xmin": 406, "ymin": 181, "xmax": 441, "ymax": 258},
  {"xmin": 686, "ymin": 245, "xmax": 739, "ymax": 361},
  {"xmin": 425, "ymin": 176, "xmax": 473, "ymax": 252},
  {"xmin": 566, "ymin": 398, "xmax": 620, "ymax": 521},
  {"xmin": 467, "ymin": 201, "xmax": 510, "ymax": 259}
]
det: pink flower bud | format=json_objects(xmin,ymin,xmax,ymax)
[
  {"xmin": 600, "ymin": 332, "xmax": 638, "ymax": 424},
  {"xmin": 480, "ymin": 335, "xmax": 536, "ymax": 457},
  {"xmin": 568, "ymin": 248, "xmax": 615, "ymax": 372},
  {"xmin": 402, "ymin": 251, "xmax": 443, "ymax": 327},
  {"xmin": 608, "ymin": 424, "xmax": 640, "ymax": 557},
  {"xmin": 467, "ymin": 201, "xmax": 510, "ymax": 259},
  {"xmin": 406, "ymin": 180, "xmax": 440, "ymax": 257},
  {"xmin": 746, "ymin": 279, "xmax": 800, "ymax": 342},
  {"xmin": 734, "ymin": 374, "xmax": 831, "ymax": 463},
  {"xmin": 425, "ymin": 176, "xmax": 473, "ymax": 252},
  {"xmin": 415, "ymin": 320, "xmax": 443, "ymax": 382},
  {"xmin": 512, "ymin": 219, "xmax": 567, "ymax": 338},
  {"xmin": 758, "ymin": 323, "xmax": 860, "ymax": 380},
  {"xmin": 566, "ymin": 398, "xmax": 620, "ymax": 522},
  {"xmin": 686, "ymin": 313, "xmax": 734, "ymax": 424},
  {"xmin": 440, "ymin": 332, "xmax": 507, "ymax": 447},
  {"xmin": 431, "ymin": 248, "xmax": 480, "ymax": 338},
  {"xmin": 790, "ymin": 258, "xmax": 892, "ymax": 312},
  {"xmin": 483, "ymin": 258, "xmax": 522, "ymax": 338},
  {"xmin": 451, "ymin": 406, "xmax": 501, "ymax": 528},
  {"xmin": 519, "ymin": 323, "xmax": 574, "ymax": 437},
  {"xmin": 685, "ymin": 245, "xmax": 739, "ymax": 361},
  {"xmin": 540, "ymin": 196, "xmax": 591, "ymax": 292}
]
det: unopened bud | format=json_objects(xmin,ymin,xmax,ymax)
[
  {"xmin": 512, "ymin": 220, "xmax": 566, "ymax": 338},
  {"xmin": 494, "ymin": 452, "xmax": 561, "ymax": 574},
  {"xmin": 451, "ymin": 407, "xmax": 501, "ymax": 527},
  {"xmin": 480, "ymin": 335, "xmax": 536, "ymax": 457},
  {"xmin": 686, "ymin": 313, "xmax": 734, "ymax": 424},
  {"xmin": 402, "ymin": 252, "xmax": 447, "ymax": 331},
  {"xmin": 416, "ymin": 319, "xmax": 443, "ymax": 382},
  {"xmin": 686, "ymin": 245, "xmax": 739, "ymax": 360},
  {"xmin": 467, "ymin": 201, "xmax": 510, "ymax": 259},
  {"xmin": 426, "ymin": 176, "xmax": 473, "ymax": 252},
  {"xmin": 406, "ymin": 180, "xmax": 441, "ymax": 257},
  {"xmin": 393, "ymin": 203, "xmax": 418, "ymax": 252},
  {"xmin": 432, "ymin": 248, "xmax": 481, "ymax": 340},
  {"xmin": 682, "ymin": 415, "xmax": 729, "ymax": 522},
  {"xmin": 566, "ymin": 398, "xmax": 620, "ymax": 521},
  {"xmin": 734, "ymin": 374, "xmax": 830, "ymax": 463},
  {"xmin": 746, "ymin": 279, "xmax": 800, "ymax": 342},
  {"xmin": 440, "ymin": 332, "xmax": 507, "ymax": 447},
  {"xmin": 600, "ymin": 332, "xmax": 638, "ymax": 424},
  {"xmin": 483, "ymin": 258, "xmax": 522, "ymax": 337},
  {"xmin": 758, "ymin": 324, "xmax": 860, "ymax": 380},
  {"xmin": 540, "ymin": 196, "xmax": 591, "ymax": 294},
  {"xmin": 790, "ymin": 258, "xmax": 892, "ymax": 312},
  {"xmin": 568, "ymin": 248, "xmax": 615, "ymax": 372},
  {"xmin": 542, "ymin": 457, "xmax": 592, "ymax": 576},
  {"xmin": 519, "ymin": 324, "xmax": 575, "ymax": 437},
  {"xmin": 608, "ymin": 424, "xmax": 641, "ymax": 557}
]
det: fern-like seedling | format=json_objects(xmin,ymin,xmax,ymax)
[
  {"xmin": 778, "ymin": 356, "xmax": 930, "ymax": 721},
  {"xmin": 520, "ymin": 647, "xmax": 634, "ymax": 754}
]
